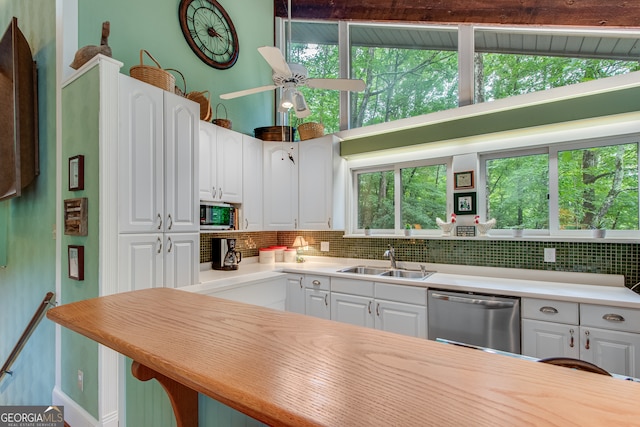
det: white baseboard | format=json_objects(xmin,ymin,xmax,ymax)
[{"xmin": 52, "ymin": 386, "xmax": 99, "ymax": 427}]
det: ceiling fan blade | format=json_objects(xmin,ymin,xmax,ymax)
[
  {"xmin": 219, "ymin": 84, "xmax": 278, "ymax": 100},
  {"xmin": 258, "ymin": 46, "xmax": 292, "ymax": 77},
  {"xmin": 306, "ymin": 78, "xmax": 366, "ymax": 92}
]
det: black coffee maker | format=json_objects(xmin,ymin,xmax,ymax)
[{"xmin": 212, "ymin": 238, "xmax": 242, "ymax": 270}]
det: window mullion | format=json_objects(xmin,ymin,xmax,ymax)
[
  {"xmin": 548, "ymin": 148, "xmax": 560, "ymax": 233},
  {"xmin": 458, "ymin": 24, "xmax": 475, "ymax": 107}
]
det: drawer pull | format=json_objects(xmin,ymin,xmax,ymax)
[
  {"xmin": 539, "ymin": 306, "xmax": 559, "ymax": 314},
  {"xmin": 312, "ymin": 280, "xmax": 321, "ymax": 286},
  {"xmin": 602, "ymin": 313, "xmax": 625, "ymax": 322}
]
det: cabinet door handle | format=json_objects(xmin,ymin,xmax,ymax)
[
  {"xmin": 298, "ymin": 277, "xmax": 303, "ymax": 288},
  {"xmin": 312, "ymin": 280, "xmax": 321, "ymax": 286},
  {"xmin": 295, "ymin": 219, "xmax": 298, "ymax": 229},
  {"xmin": 218, "ymin": 187, "xmax": 222, "ymax": 199},
  {"xmin": 156, "ymin": 237, "xmax": 162, "ymax": 254},
  {"xmin": 584, "ymin": 330, "xmax": 590, "ymax": 350},
  {"xmin": 602, "ymin": 313, "xmax": 625, "ymax": 322},
  {"xmin": 376, "ymin": 303, "xmax": 380, "ymax": 317},
  {"xmin": 212, "ymin": 187, "xmax": 217, "ymax": 198},
  {"xmin": 328, "ymin": 217, "xmax": 331, "ymax": 228},
  {"xmin": 167, "ymin": 214, "xmax": 173, "ymax": 230},
  {"xmin": 569, "ymin": 328, "xmax": 574, "ymax": 348},
  {"xmin": 539, "ymin": 306, "xmax": 558, "ymax": 314},
  {"xmin": 157, "ymin": 213, "xmax": 162, "ymax": 230},
  {"xmin": 167, "ymin": 236, "xmax": 173, "ymax": 253},
  {"xmin": 324, "ymin": 294, "xmax": 328, "ymax": 306},
  {"xmin": 245, "ymin": 219, "xmax": 248, "ymax": 229},
  {"xmin": 368, "ymin": 301, "xmax": 372, "ymax": 314}
]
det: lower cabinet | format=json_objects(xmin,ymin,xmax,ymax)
[
  {"xmin": 522, "ymin": 298, "xmax": 640, "ymax": 378},
  {"xmin": 285, "ymin": 274, "xmax": 305, "ymax": 314},
  {"xmin": 118, "ymin": 233, "xmax": 199, "ymax": 292},
  {"xmin": 304, "ymin": 275, "xmax": 331, "ymax": 319}
]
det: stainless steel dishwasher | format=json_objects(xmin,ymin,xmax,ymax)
[{"xmin": 428, "ymin": 289, "xmax": 521, "ymax": 353}]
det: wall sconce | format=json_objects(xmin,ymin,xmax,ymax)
[{"xmin": 292, "ymin": 235, "xmax": 308, "ymax": 262}]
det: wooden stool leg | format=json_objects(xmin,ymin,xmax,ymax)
[{"xmin": 131, "ymin": 361, "xmax": 198, "ymax": 427}]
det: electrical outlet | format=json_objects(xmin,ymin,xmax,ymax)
[
  {"xmin": 320, "ymin": 242, "xmax": 330, "ymax": 252},
  {"xmin": 77, "ymin": 369, "xmax": 84, "ymax": 392},
  {"xmin": 544, "ymin": 248, "xmax": 556, "ymax": 263}
]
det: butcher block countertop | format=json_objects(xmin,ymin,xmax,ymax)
[{"xmin": 47, "ymin": 287, "xmax": 640, "ymax": 427}]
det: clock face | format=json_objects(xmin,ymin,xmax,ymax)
[{"xmin": 179, "ymin": 0, "xmax": 239, "ymax": 69}]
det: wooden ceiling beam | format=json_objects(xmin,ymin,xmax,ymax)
[{"xmin": 274, "ymin": 0, "xmax": 640, "ymax": 28}]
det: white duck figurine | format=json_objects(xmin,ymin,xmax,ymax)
[
  {"xmin": 474, "ymin": 215, "xmax": 496, "ymax": 236},
  {"xmin": 436, "ymin": 213, "xmax": 456, "ymax": 236}
]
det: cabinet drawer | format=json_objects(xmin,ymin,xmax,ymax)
[
  {"xmin": 304, "ymin": 275, "xmax": 330, "ymax": 291},
  {"xmin": 522, "ymin": 298, "xmax": 578, "ymax": 324},
  {"xmin": 580, "ymin": 304, "xmax": 640, "ymax": 333},
  {"xmin": 375, "ymin": 282, "xmax": 427, "ymax": 305},
  {"xmin": 331, "ymin": 277, "xmax": 374, "ymax": 297}
]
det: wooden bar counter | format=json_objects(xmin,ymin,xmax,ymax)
[{"xmin": 47, "ymin": 287, "xmax": 640, "ymax": 426}]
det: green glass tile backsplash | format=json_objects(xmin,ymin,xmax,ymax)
[{"xmin": 200, "ymin": 231, "xmax": 640, "ymax": 289}]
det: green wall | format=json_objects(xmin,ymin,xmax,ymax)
[
  {"xmin": 78, "ymin": 0, "xmax": 275, "ymax": 136},
  {"xmin": 0, "ymin": 0, "xmax": 57, "ymax": 406},
  {"xmin": 59, "ymin": 67, "xmax": 102, "ymax": 418}
]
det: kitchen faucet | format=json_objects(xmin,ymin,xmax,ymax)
[{"xmin": 384, "ymin": 244, "xmax": 397, "ymax": 269}]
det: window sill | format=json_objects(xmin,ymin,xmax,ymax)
[{"xmin": 343, "ymin": 233, "xmax": 640, "ymax": 244}]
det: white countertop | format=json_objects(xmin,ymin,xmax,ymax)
[{"xmin": 189, "ymin": 256, "xmax": 640, "ymax": 308}]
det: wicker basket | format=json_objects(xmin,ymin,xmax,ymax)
[
  {"xmin": 166, "ymin": 68, "xmax": 186, "ymax": 97},
  {"xmin": 298, "ymin": 122, "xmax": 324, "ymax": 140},
  {"xmin": 186, "ymin": 90, "xmax": 212, "ymax": 121},
  {"xmin": 130, "ymin": 50, "xmax": 175, "ymax": 92},
  {"xmin": 212, "ymin": 103, "xmax": 232, "ymax": 129},
  {"xmin": 254, "ymin": 126, "xmax": 295, "ymax": 141}
]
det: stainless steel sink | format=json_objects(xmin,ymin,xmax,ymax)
[
  {"xmin": 338, "ymin": 266, "xmax": 390, "ymax": 275},
  {"xmin": 379, "ymin": 269, "xmax": 434, "ymax": 280},
  {"xmin": 338, "ymin": 266, "xmax": 435, "ymax": 280}
]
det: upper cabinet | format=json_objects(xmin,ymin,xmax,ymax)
[
  {"xmin": 263, "ymin": 141, "xmax": 299, "ymax": 230},
  {"xmin": 241, "ymin": 134, "xmax": 263, "ymax": 230},
  {"xmin": 199, "ymin": 121, "xmax": 243, "ymax": 204},
  {"xmin": 118, "ymin": 75, "xmax": 199, "ymax": 233}
]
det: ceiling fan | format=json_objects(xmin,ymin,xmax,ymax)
[
  {"xmin": 220, "ymin": 0, "xmax": 365, "ymax": 118},
  {"xmin": 220, "ymin": 46, "xmax": 365, "ymax": 118}
]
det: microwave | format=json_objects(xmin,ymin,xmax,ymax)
[{"xmin": 200, "ymin": 202, "xmax": 236, "ymax": 230}]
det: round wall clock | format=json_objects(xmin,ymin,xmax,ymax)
[{"xmin": 179, "ymin": 0, "xmax": 239, "ymax": 69}]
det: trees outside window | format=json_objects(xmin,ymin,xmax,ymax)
[
  {"xmin": 401, "ymin": 164, "xmax": 447, "ymax": 229},
  {"xmin": 357, "ymin": 169, "xmax": 395, "ymax": 230},
  {"xmin": 557, "ymin": 143, "xmax": 638, "ymax": 230}
]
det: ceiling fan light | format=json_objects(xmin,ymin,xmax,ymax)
[
  {"xmin": 280, "ymin": 88, "xmax": 294, "ymax": 109},
  {"xmin": 293, "ymin": 91, "xmax": 307, "ymax": 111}
]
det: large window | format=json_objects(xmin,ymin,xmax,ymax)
[
  {"xmin": 356, "ymin": 162, "xmax": 448, "ymax": 233},
  {"xmin": 557, "ymin": 142, "xmax": 639, "ymax": 231},
  {"xmin": 285, "ymin": 20, "xmax": 640, "ymax": 132},
  {"xmin": 481, "ymin": 138, "xmax": 640, "ymax": 234}
]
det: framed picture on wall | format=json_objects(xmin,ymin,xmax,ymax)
[
  {"xmin": 69, "ymin": 155, "xmax": 84, "ymax": 191},
  {"xmin": 454, "ymin": 192, "xmax": 477, "ymax": 215},
  {"xmin": 68, "ymin": 245, "xmax": 84, "ymax": 281},
  {"xmin": 454, "ymin": 170, "xmax": 474, "ymax": 190}
]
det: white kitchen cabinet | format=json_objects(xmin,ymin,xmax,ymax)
[
  {"xmin": 304, "ymin": 275, "xmax": 331, "ymax": 319},
  {"xmin": 331, "ymin": 292, "xmax": 375, "ymax": 328},
  {"xmin": 263, "ymin": 141, "xmax": 298, "ymax": 230},
  {"xmin": 118, "ymin": 74, "xmax": 199, "ymax": 234},
  {"xmin": 375, "ymin": 299, "xmax": 427, "ymax": 338},
  {"xmin": 298, "ymin": 136, "xmax": 343, "ymax": 230},
  {"xmin": 199, "ymin": 121, "xmax": 243, "ymax": 203},
  {"xmin": 285, "ymin": 274, "xmax": 305, "ymax": 314},
  {"xmin": 118, "ymin": 233, "xmax": 199, "ymax": 291},
  {"xmin": 522, "ymin": 319, "xmax": 579, "ymax": 359},
  {"xmin": 241, "ymin": 134, "xmax": 263, "ymax": 230}
]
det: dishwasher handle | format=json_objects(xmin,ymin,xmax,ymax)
[{"xmin": 430, "ymin": 292, "xmax": 516, "ymax": 309}]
